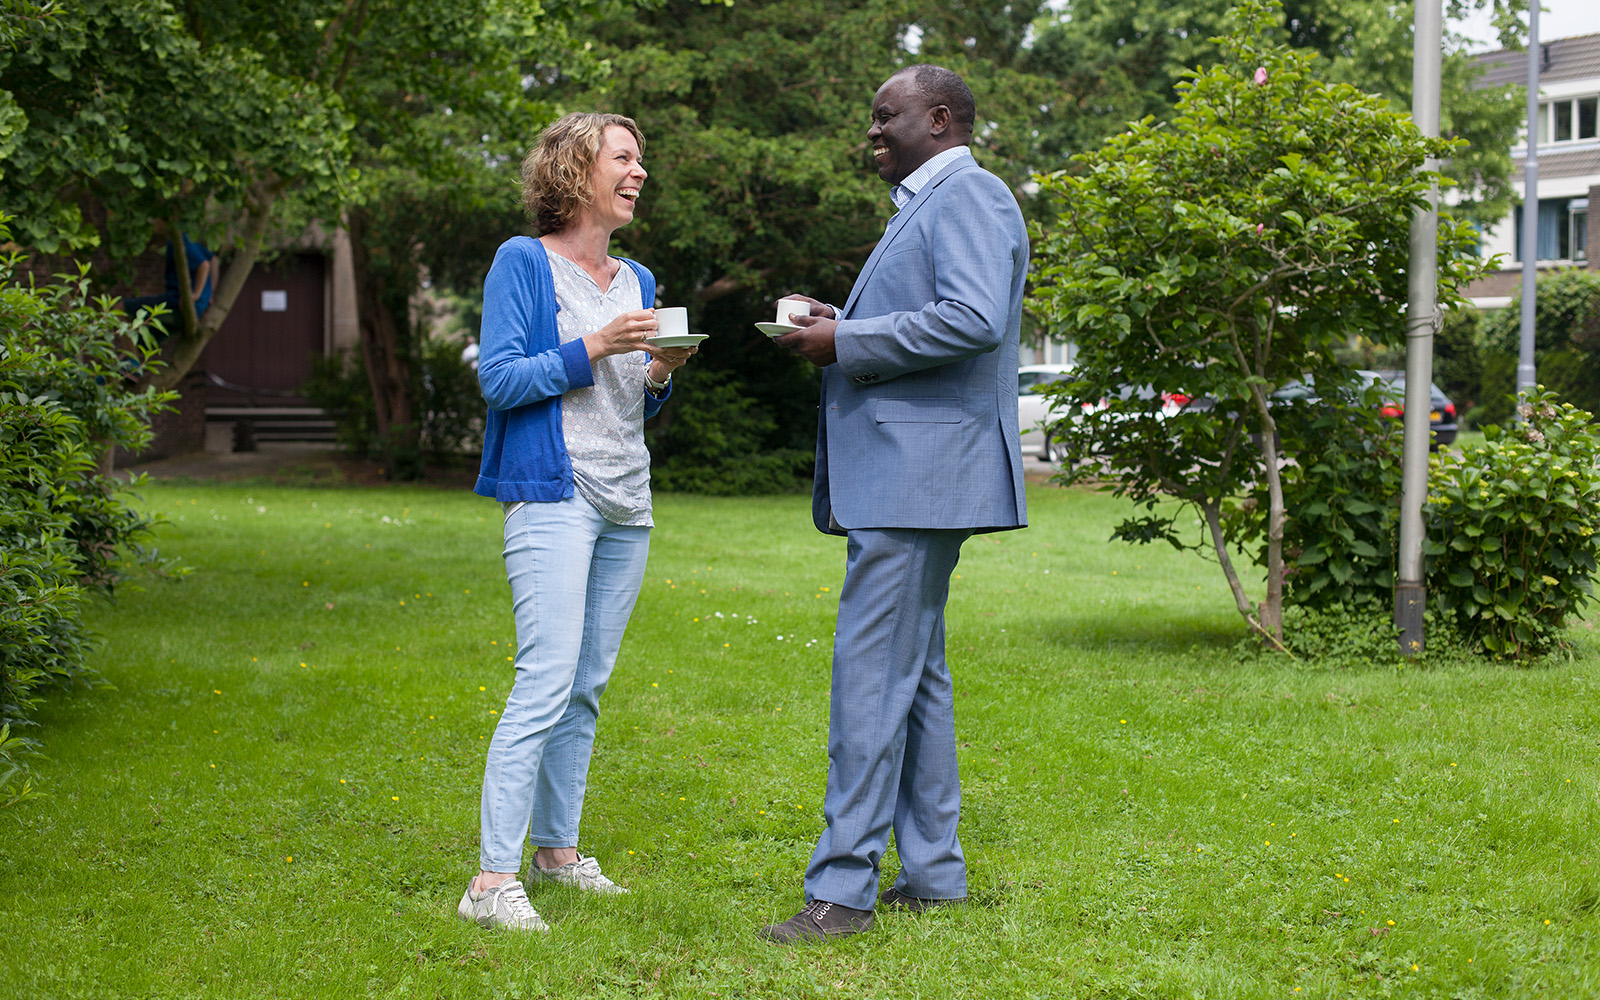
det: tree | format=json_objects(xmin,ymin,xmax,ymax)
[
  {"xmin": 550, "ymin": 0, "xmax": 1071, "ymax": 472},
  {"xmin": 0, "ymin": 0, "xmax": 351, "ymax": 387},
  {"xmin": 210, "ymin": 0, "xmax": 605, "ymax": 454},
  {"xmin": 1027, "ymin": 0, "xmax": 1528, "ymax": 226},
  {"xmin": 1027, "ymin": 0, "xmax": 1486, "ymax": 644},
  {"xmin": 0, "ymin": 0, "xmax": 603, "ymax": 434}
]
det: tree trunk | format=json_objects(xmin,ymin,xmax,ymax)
[
  {"xmin": 149, "ymin": 185, "xmax": 280, "ymax": 392},
  {"xmin": 1223, "ymin": 320, "xmax": 1288, "ymax": 651},
  {"xmin": 1251, "ymin": 387, "xmax": 1286, "ymax": 642},
  {"xmin": 346, "ymin": 208, "xmax": 415, "ymax": 444},
  {"xmin": 1203, "ymin": 500, "xmax": 1255, "ymax": 621},
  {"xmin": 167, "ymin": 216, "xmax": 200, "ymax": 342}
]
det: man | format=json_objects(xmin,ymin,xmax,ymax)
[
  {"xmin": 762, "ymin": 64, "xmax": 1029, "ymax": 944},
  {"xmin": 122, "ymin": 227, "xmax": 216, "ymax": 337}
]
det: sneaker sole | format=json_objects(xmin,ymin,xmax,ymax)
[{"xmin": 457, "ymin": 890, "xmax": 550, "ymax": 932}]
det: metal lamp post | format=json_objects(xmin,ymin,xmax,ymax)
[
  {"xmin": 1519, "ymin": 2, "xmax": 1541, "ymax": 398},
  {"xmin": 1395, "ymin": 0, "xmax": 1442, "ymax": 654}
]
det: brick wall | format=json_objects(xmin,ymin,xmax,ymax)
[
  {"xmin": 1465, "ymin": 268, "xmax": 1523, "ymax": 299},
  {"xmin": 18, "ymin": 246, "xmax": 166, "ymax": 301},
  {"xmin": 117, "ymin": 369, "xmax": 207, "ymax": 465}
]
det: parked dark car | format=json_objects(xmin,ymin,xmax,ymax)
[{"xmin": 1361, "ymin": 369, "xmax": 1458, "ymax": 447}]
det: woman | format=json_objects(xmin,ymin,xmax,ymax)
[{"xmin": 458, "ymin": 112, "xmax": 695, "ymax": 932}]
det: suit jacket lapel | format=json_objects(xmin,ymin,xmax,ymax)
[{"xmin": 842, "ymin": 158, "xmax": 975, "ymax": 318}]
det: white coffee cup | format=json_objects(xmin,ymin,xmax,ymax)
[
  {"xmin": 655, "ymin": 306, "xmax": 688, "ymax": 338},
  {"xmin": 776, "ymin": 298, "xmax": 811, "ymax": 325}
]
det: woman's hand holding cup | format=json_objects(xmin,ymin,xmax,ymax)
[
  {"xmin": 641, "ymin": 307, "xmax": 697, "ymax": 380},
  {"xmin": 584, "ymin": 309, "xmax": 658, "ymax": 361}
]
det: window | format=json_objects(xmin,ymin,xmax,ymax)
[
  {"xmin": 1514, "ymin": 197, "xmax": 1588, "ymax": 262},
  {"xmin": 1535, "ymin": 96, "xmax": 1600, "ymax": 146},
  {"xmin": 1574, "ymin": 198, "xmax": 1589, "ymax": 263},
  {"xmin": 1041, "ymin": 339, "xmax": 1077, "ymax": 366}
]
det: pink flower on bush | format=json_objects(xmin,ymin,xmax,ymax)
[{"xmin": 1254, "ymin": 67, "xmax": 1268, "ymax": 86}]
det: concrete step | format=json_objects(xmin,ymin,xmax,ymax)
[{"xmin": 206, "ymin": 407, "xmax": 339, "ymax": 448}]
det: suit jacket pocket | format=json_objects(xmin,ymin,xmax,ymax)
[{"xmin": 874, "ymin": 397, "xmax": 964, "ymax": 423}]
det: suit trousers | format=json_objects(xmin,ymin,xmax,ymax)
[{"xmin": 804, "ymin": 525, "xmax": 972, "ymax": 911}]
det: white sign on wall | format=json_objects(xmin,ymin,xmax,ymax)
[{"xmin": 261, "ymin": 290, "xmax": 288, "ymax": 312}]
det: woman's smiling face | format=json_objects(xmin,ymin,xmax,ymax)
[{"xmin": 584, "ymin": 125, "xmax": 647, "ymax": 231}]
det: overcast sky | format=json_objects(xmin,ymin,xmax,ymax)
[{"xmin": 1452, "ymin": 0, "xmax": 1600, "ymax": 52}]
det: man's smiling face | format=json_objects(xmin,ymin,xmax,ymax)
[{"xmin": 867, "ymin": 73, "xmax": 941, "ymax": 186}]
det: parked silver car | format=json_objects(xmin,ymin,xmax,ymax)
[
  {"xmin": 1017, "ymin": 364, "xmax": 1075, "ymax": 461},
  {"xmin": 1018, "ymin": 365, "xmax": 1195, "ymax": 462}
]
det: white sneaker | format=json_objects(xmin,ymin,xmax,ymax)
[
  {"xmin": 457, "ymin": 878, "xmax": 549, "ymax": 932},
  {"xmin": 530, "ymin": 854, "xmax": 629, "ymax": 894}
]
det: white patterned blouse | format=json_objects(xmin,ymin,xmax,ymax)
[{"xmin": 547, "ymin": 249, "xmax": 654, "ymax": 527}]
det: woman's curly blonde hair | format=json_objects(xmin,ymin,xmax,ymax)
[{"xmin": 521, "ymin": 112, "xmax": 646, "ymax": 235}]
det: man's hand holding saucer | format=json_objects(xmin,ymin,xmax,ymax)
[{"xmin": 772, "ymin": 294, "xmax": 838, "ymax": 368}]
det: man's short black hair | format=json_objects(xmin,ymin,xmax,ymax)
[{"xmin": 897, "ymin": 64, "xmax": 976, "ymax": 133}]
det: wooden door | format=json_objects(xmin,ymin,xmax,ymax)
[{"xmin": 202, "ymin": 252, "xmax": 326, "ymax": 405}]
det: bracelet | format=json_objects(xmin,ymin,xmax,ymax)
[{"xmin": 643, "ymin": 371, "xmax": 671, "ymax": 394}]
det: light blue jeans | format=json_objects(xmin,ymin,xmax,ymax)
[{"xmin": 478, "ymin": 494, "xmax": 650, "ymax": 873}]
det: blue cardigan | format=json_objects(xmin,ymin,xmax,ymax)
[{"xmin": 474, "ymin": 236, "xmax": 666, "ymax": 501}]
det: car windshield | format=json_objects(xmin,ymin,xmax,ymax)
[
  {"xmin": 1359, "ymin": 369, "xmax": 1448, "ymax": 402},
  {"xmin": 1018, "ymin": 371, "xmax": 1070, "ymax": 395}
]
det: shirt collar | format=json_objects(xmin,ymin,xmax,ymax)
[{"xmin": 889, "ymin": 145, "xmax": 973, "ymax": 210}]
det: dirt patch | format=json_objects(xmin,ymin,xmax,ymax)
[{"xmin": 122, "ymin": 445, "xmax": 480, "ymax": 489}]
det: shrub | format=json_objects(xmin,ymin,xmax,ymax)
[
  {"xmin": 0, "ymin": 228, "xmax": 182, "ymax": 804},
  {"xmin": 646, "ymin": 367, "xmax": 812, "ymax": 495},
  {"xmin": 1433, "ymin": 307, "xmax": 1484, "ymax": 422},
  {"xmin": 304, "ymin": 352, "xmax": 379, "ymax": 456},
  {"xmin": 416, "ymin": 337, "xmax": 483, "ymax": 462},
  {"xmin": 1425, "ymin": 388, "xmax": 1600, "ymax": 657},
  {"xmin": 304, "ymin": 336, "xmax": 483, "ymax": 474},
  {"xmin": 1249, "ymin": 383, "xmax": 1404, "ymax": 612},
  {"xmin": 1026, "ymin": 0, "xmax": 1484, "ymax": 644},
  {"xmin": 1476, "ymin": 269, "xmax": 1600, "ymax": 427}
]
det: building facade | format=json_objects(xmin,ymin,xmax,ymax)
[{"xmin": 1468, "ymin": 33, "xmax": 1600, "ymax": 306}]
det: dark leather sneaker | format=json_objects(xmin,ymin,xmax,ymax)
[
  {"xmin": 758, "ymin": 898, "xmax": 875, "ymax": 943},
  {"xmin": 879, "ymin": 887, "xmax": 968, "ymax": 912}
]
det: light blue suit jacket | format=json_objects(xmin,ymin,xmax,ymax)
[{"xmin": 812, "ymin": 156, "xmax": 1030, "ymax": 535}]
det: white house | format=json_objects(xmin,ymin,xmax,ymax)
[{"xmin": 1469, "ymin": 33, "xmax": 1600, "ymax": 306}]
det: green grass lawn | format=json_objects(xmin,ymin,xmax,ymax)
[{"xmin": 4, "ymin": 480, "xmax": 1598, "ymax": 998}]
